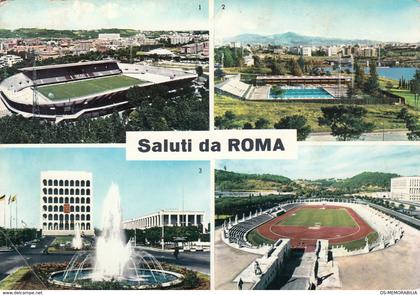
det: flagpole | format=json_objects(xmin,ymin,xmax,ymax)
[
  {"xmin": 15, "ymin": 197, "xmax": 18, "ymax": 229},
  {"xmin": 9, "ymin": 197, "xmax": 12, "ymax": 229}
]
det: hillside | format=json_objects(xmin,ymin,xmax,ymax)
[
  {"xmin": 332, "ymin": 172, "xmax": 400, "ymax": 191},
  {"xmin": 215, "ymin": 169, "xmax": 291, "ymax": 191},
  {"xmin": 225, "ymin": 31, "xmax": 379, "ymax": 46}
]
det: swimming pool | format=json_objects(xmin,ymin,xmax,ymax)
[{"xmin": 270, "ymin": 87, "xmax": 334, "ymax": 99}]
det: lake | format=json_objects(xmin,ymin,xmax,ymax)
[{"xmin": 324, "ymin": 66, "xmax": 418, "ymax": 81}]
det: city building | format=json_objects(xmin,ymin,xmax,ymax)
[
  {"xmin": 391, "ymin": 176, "xmax": 420, "ymax": 202},
  {"xmin": 301, "ymin": 47, "xmax": 312, "ymax": 57},
  {"xmin": 123, "ymin": 210, "xmax": 205, "ymax": 232},
  {"xmin": 40, "ymin": 171, "xmax": 94, "ymax": 236},
  {"xmin": 0, "ymin": 54, "xmax": 23, "ymax": 68},
  {"xmin": 98, "ymin": 33, "xmax": 121, "ymax": 40}
]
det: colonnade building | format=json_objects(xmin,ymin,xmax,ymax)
[
  {"xmin": 391, "ymin": 176, "xmax": 420, "ymax": 202},
  {"xmin": 123, "ymin": 210, "xmax": 205, "ymax": 232},
  {"xmin": 40, "ymin": 171, "xmax": 94, "ymax": 236}
]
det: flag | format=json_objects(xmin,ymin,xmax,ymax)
[
  {"xmin": 21, "ymin": 220, "xmax": 27, "ymax": 228},
  {"xmin": 8, "ymin": 195, "xmax": 16, "ymax": 204},
  {"xmin": 0, "ymin": 194, "xmax": 5, "ymax": 201}
]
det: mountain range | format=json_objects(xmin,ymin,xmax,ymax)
[{"xmin": 225, "ymin": 32, "xmax": 380, "ymax": 46}]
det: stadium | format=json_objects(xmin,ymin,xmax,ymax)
[
  {"xmin": 216, "ymin": 199, "xmax": 415, "ymax": 290},
  {"xmin": 0, "ymin": 60, "xmax": 197, "ymax": 121}
]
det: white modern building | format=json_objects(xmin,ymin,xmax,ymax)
[
  {"xmin": 98, "ymin": 33, "xmax": 121, "ymax": 40},
  {"xmin": 123, "ymin": 210, "xmax": 205, "ymax": 232},
  {"xmin": 0, "ymin": 54, "xmax": 23, "ymax": 68},
  {"xmin": 40, "ymin": 171, "xmax": 94, "ymax": 236},
  {"xmin": 391, "ymin": 176, "xmax": 420, "ymax": 202}
]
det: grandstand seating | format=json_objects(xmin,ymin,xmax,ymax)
[
  {"xmin": 20, "ymin": 62, "xmax": 122, "ymax": 87},
  {"xmin": 216, "ymin": 78, "xmax": 252, "ymax": 99},
  {"xmin": 228, "ymin": 213, "xmax": 273, "ymax": 247}
]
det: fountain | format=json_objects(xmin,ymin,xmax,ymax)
[
  {"xmin": 48, "ymin": 183, "xmax": 183, "ymax": 289},
  {"xmin": 71, "ymin": 223, "xmax": 83, "ymax": 250}
]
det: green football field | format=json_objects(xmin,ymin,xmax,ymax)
[
  {"xmin": 38, "ymin": 75, "xmax": 147, "ymax": 101},
  {"xmin": 277, "ymin": 207, "xmax": 357, "ymax": 227}
]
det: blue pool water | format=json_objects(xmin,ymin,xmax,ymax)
[{"xmin": 270, "ymin": 87, "xmax": 334, "ymax": 99}]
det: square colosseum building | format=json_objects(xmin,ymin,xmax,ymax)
[{"xmin": 40, "ymin": 171, "xmax": 94, "ymax": 236}]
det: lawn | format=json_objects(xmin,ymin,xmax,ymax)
[
  {"xmin": 38, "ymin": 75, "xmax": 147, "ymax": 101},
  {"xmin": 246, "ymin": 229, "xmax": 275, "ymax": 246},
  {"xmin": 215, "ymin": 93, "xmax": 419, "ymax": 132},
  {"xmin": 277, "ymin": 207, "xmax": 357, "ymax": 227},
  {"xmin": 51, "ymin": 236, "xmax": 73, "ymax": 246},
  {"xmin": 0, "ymin": 267, "xmax": 30, "ymax": 290},
  {"xmin": 335, "ymin": 231, "xmax": 379, "ymax": 251}
]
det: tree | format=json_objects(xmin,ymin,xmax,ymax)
[
  {"xmin": 297, "ymin": 56, "xmax": 305, "ymax": 73},
  {"xmin": 364, "ymin": 62, "xmax": 379, "ymax": 95},
  {"xmin": 243, "ymin": 122, "xmax": 253, "ymax": 129},
  {"xmin": 274, "ymin": 115, "xmax": 311, "ymax": 141},
  {"xmin": 354, "ymin": 63, "xmax": 365, "ymax": 91},
  {"xmin": 288, "ymin": 58, "xmax": 303, "ymax": 76},
  {"xmin": 255, "ymin": 117, "xmax": 270, "ymax": 129},
  {"xmin": 195, "ymin": 66, "xmax": 203, "ymax": 77},
  {"xmin": 318, "ymin": 105, "xmax": 375, "ymax": 141},
  {"xmin": 397, "ymin": 107, "xmax": 409, "ymax": 121}
]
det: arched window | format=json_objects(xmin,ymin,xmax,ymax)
[
  {"xmin": 53, "ymin": 205, "xmax": 58, "ymax": 212},
  {"xmin": 70, "ymin": 214, "xmax": 74, "ymax": 221},
  {"xmin": 43, "ymin": 179, "xmax": 47, "ymax": 186},
  {"xmin": 48, "ymin": 214, "xmax": 53, "ymax": 221},
  {"xmin": 65, "ymin": 197, "xmax": 69, "ymax": 203},
  {"xmin": 59, "ymin": 197, "xmax": 63, "ymax": 203},
  {"xmin": 48, "ymin": 180, "xmax": 52, "ymax": 186},
  {"xmin": 81, "ymin": 189, "xmax": 85, "ymax": 195},
  {"xmin": 86, "ymin": 215, "xmax": 90, "ymax": 221},
  {"xmin": 54, "ymin": 188, "xmax": 58, "ymax": 194},
  {"xmin": 59, "ymin": 214, "xmax": 63, "ymax": 221},
  {"xmin": 54, "ymin": 197, "xmax": 58, "ymax": 203},
  {"xmin": 81, "ymin": 223, "xmax": 85, "ymax": 230},
  {"xmin": 65, "ymin": 180, "xmax": 69, "ymax": 186},
  {"xmin": 76, "ymin": 180, "xmax": 80, "ymax": 186},
  {"xmin": 43, "ymin": 188, "xmax": 47, "ymax": 194},
  {"xmin": 86, "ymin": 189, "xmax": 90, "ymax": 195},
  {"xmin": 42, "ymin": 213, "xmax": 47, "ymax": 219},
  {"xmin": 81, "ymin": 215, "xmax": 85, "ymax": 221},
  {"xmin": 70, "ymin": 223, "xmax": 74, "ymax": 230},
  {"xmin": 86, "ymin": 206, "xmax": 90, "ymax": 212},
  {"xmin": 76, "ymin": 189, "xmax": 79, "ymax": 195},
  {"xmin": 70, "ymin": 197, "xmax": 74, "ymax": 203},
  {"xmin": 54, "ymin": 214, "xmax": 58, "ymax": 221},
  {"xmin": 54, "ymin": 180, "xmax": 58, "ymax": 186},
  {"xmin": 48, "ymin": 188, "xmax": 52, "ymax": 194},
  {"xmin": 76, "ymin": 214, "xmax": 80, "ymax": 221},
  {"xmin": 43, "ymin": 197, "xmax": 47, "ymax": 203},
  {"xmin": 86, "ymin": 180, "xmax": 90, "ymax": 187},
  {"xmin": 81, "ymin": 180, "xmax": 85, "ymax": 187},
  {"xmin": 48, "ymin": 197, "xmax": 53, "ymax": 203},
  {"xmin": 59, "ymin": 188, "xmax": 63, "ymax": 195},
  {"xmin": 81, "ymin": 206, "xmax": 85, "ymax": 212},
  {"xmin": 65, "ymin": 189, "xmax": 69, "ymax": 195},
  {"xmin": 86, "ymin": 197, "xmax": 90, "ymax": 204},
  {"xmin": 54, "ymin": 223, "xmax": 58, "ymax": 230},
  {"xmin": 76, "ymin": 197, "xmax": 80, "ymax": 203},
  {"xmin": 81, "ymin": 197, "xmax": 85, "ymax": 204},
  {"xmin": 59, "ymin": 205, "xmax": 63, "ymax": 212},
  {"xmin": 48, "ymin": 205, "xmax": 52, "ymax": 211},
  {"xmin": 76, "ymin": 206, "xmax": 80, "ymax": 212},
  {"xmin": 65, "ymin": 223, "xmax": 69, "ymax": 230},
  {"xmin": 70, "ymin": 189, "xmax": 74, "ymax": 195},
  {"xmin": 59, "ymin": 180, "xmax": 63, "ymax": 186},
  {"xmin": 65, "ymin": 215, "xmax": 69, "ymax": 222},
  {"xmin": 86, "ymin": 223, "xmax": 91, "ymax": 230},
  {"xmin": 70, "ymin": 180, "xmax": 74, "ymax": 186},
  {"xmin": 48, "ymin": 223, "xmax": 52, "ymax": 230},
  {"xmin": 70, "ymin": 205, "xmax": 74, "ymax": 212}
]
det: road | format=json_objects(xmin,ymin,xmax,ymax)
[{"xmin": 0, "ymin": 238, "xmax": 210, "ymax": 282}]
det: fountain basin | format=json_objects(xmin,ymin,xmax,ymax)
[{"xmin": 48, "ymin": 268, "xmax": 184, "ymax": 289}]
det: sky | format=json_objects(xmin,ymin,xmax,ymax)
[
  {"xmin": 0, "ymin": 147, "xmax": 210, "ymax": 229},
  {"xmin": 0, "ymin": 0, "xmax": 208, "ymax": 31},
  {"xmin": 217, "ymin": 144, "xmax": 420, "ymax": 181},
  {"xmin": 215, "ymin": 0, "xmax": 420, "ymax": 43}
]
